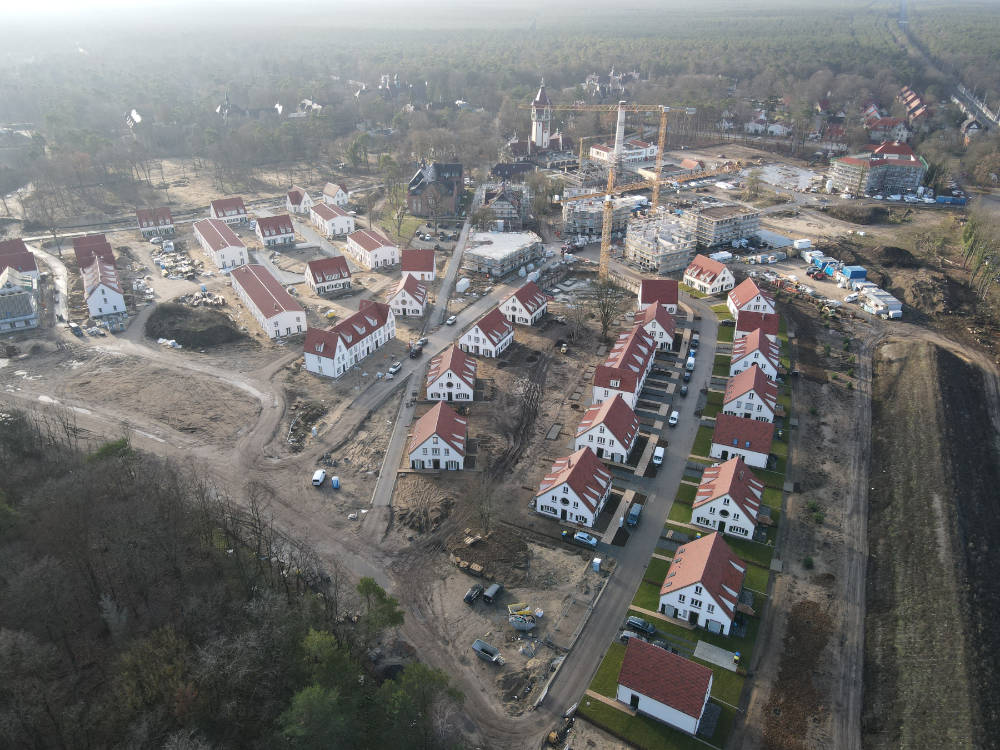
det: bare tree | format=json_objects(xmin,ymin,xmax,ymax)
[{"xmin": 593, "ymin": 280, "xmax": 627, "ymax": 340}]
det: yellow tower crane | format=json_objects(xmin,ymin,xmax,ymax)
[{"xmin": 518, "ymin": 100, "xmax": 696, "ymax": 278}]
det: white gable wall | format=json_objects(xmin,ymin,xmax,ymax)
[
  {"xmin": 408, "ymin": 435, "xmax": 464, "ymax": 470},
  {"xmin": 691, "ymin": 496, "xmax": 756, "ymax": 538}
]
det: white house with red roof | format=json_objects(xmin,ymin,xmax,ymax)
[
  {"xmin": 691, "ymin": 457, "xmax": 763, "ymax": 539},
  {"xmin": 82, "ymin": 257, "xmax": 126, "ymax": 327},
  {"xmin": 730, "ymin": 328, "xmax": 781, "ymax": 380},
  {"xmin": 535, "ymin": 447, "xmax": 613, "ymax": 527},
  {"xmin": 635, "ymin": 304, "xmax": 677, "ymax": 351},
  {"xmin": 310, "ymin": 203, "xmax": 355, "ymax": 237},
  {"xmin": 401, "ymin": 248, "xmax": 436, "ymax": 281},
  {"xmin": 136, "ymin": 207, "xmax": 174, "ymax": 238},
  {"xmin": 734, "ymin": 310, "xmax": 780, "ymax": 342},
  {"xmin": 592, "ymin": 325, "xmax": 656, "ymax": 409},
  {"xmin": 407, "ymin": 402, "xmax": 467, "ymax": 471},
  {"xmin": 722, "ymin": 365, "xmax": 778, "ymax": 423},
  {"xmin": 459, "ymin": 306, "xmax": 514, "ymax": 357},
  {"xmin": 0, "ymin": 239, "xmax": 39, "ymax": 280},
  {"xmin": 255, "ymin": 214, "xmax": 295, "ymax": 247},
  {"xmin": 303, "ymin": 300, "xmax": 395, "ymax": 378},
  {"xmin": 192, "ymin": 218, "xmax": 248, "ymax": 271},
  {"xmin": 209, "ymin": 197, "xmax": 248, "ymax": 224},
  {"xmin": 305, "ymin": 256, "xmax": 352, "ymax": 295},
  {"xmin": 286, "ymin": 186, "xmax": 314, "ymax": 215},
  {"xmin": 616, "ymin": 639, "xmax": 714, "ymax": 734},
  {"xmin": 727, "ymin": 278, "xmax": 775, "ymax": 318},
  {"xmin": 709, "ymin": 413, "xmax": 774, "ymax": 469},
  {"xmin": 683, "ymin": 254, "xmax": 735, "ymax": 295},
  {"xmin": 500, "ymin": 280, "xmax": 548, "ymax": 325},
  {"xmin": 658, "ymin": 531, "xmax": 747, "ymax": 636},
  {"xmin": 637, "ymin": 278, "xmax": 678, "ymax": 314},
  {"xmin": 230, "ymin": 264, "xmax": 305, "ymax": 338},
  {"xmin": 386, "ymin": 274, "xmax": 428, "ymax": 317},
  {"xmin": 426, "ymin": 344, "xmax": 477, "ymax": 402},
  {"xmin": 574, "ymin": 393, "xmax": 639, "ymax": 464},
  {"xmin": 72, "ymin": 234, "xmax": 115, "ymax": 268},
  {"xmin": 322, "ymin": 182, "xmax": 349, "ymax": 208},
  {"xmin": 346, "ymin": 229, "xmax": 399, "ymax": 270}
]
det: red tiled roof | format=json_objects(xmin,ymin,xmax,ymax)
[
  {"xmin": 193, "ymin": 218, "xmax": 245, "ymax": 252},
  {"xmin": 211, "ymin": 197, "xmax": 246, "ymax": 215},
  {"xmin": 638, "ymin": 278, "xmax": 678, "ymax": 308},
  {"xmin": 728, "ymin": 278, "xmax": 773, "ymax": 310},
  {"xmin": 306, "ymin": 256, "xmax": 351, "ymax": 284},
  {"xmin": 685, "ymin": 254, "xmax": 727, "ymax": 284},
  {"xmin": 660, "ymin": 532, "xmax": 746, "ymax": 618},
  {"xmin": 711, "ymin": 414, "xmax": 774, "ymax": 456},
  {"xmin": 872, "ymin": 140, "xmax": 915, "ymax": 157},
  {"xmin": 471, "ymin": 306, "xmax": 513, "ymax": 346},
  {"xmin": 286, "ymin": 186, "xmax": 306, "ymax": 206},
  {"xmin": 401, "ymin": 248, "xmax": 435, "ymax": 274},
  {"xmin": 0, "ymin": 239, "xmax": 37, "ymax": 275},
  {"xmin": 694, "ymin": 457, "xmax": 763, "ymax": 522},
  {"xmin": 72, "ymin": 235, "xmax": 115, "ymax": 267},
  {"xmin": 731, "ymin": 329, "xmax": 780, "ymax": 369},
  {"xmin": 724, "ymin": 365, "xmax": 778, "ymax": 413},
  {"xmin": 635, "ymin": 303, "xmax": 676, "ymax": 340},
  {"xmin": 507, "ymin": 280, "xmax": 548, "ymax": 315},
  {"xmin": 387, "ymin": 273, "xmax": 427, "ymax": 305},
  {"xmin": 576, "ymin": 393, "xmax": 640, "ymax": 451},
  {"xmin": 348, "ymin": 228, "xmax": 395, "ymax": 254},
  {"xmin": 680, "ymin": 157, "xmax": 702, "ymax": 170},
  {"xmin": 626, "ymin": 138, "xmax": 652, "ymax": 149},
  {"xmin": 408, "ymin": 401, "xmax": 467, "ymax": 457},
  {"xmin": 593, "ymin": 325, "xmax": 655, "ymax": 392},
  {"xmin": 230, "ymin": 264, "xmax": 303, "ymax": 317},
  {"xmin": 311, "ymin": 202, "xmax": 350, "ymax": 221},
  {"xmin": 618, "ymin": 639, "xmax": 713, "ymax": 719},
  {"xmin": 426, "ymin": 344, "xmax": 477, "ymax": 391},
  {"xmin": 536, "ymin": 447, "xmax": 612, "ymax": 513},
  {"xmin": 136, "ymin": 207, "xmax": 173, "ymax": 228},
  {"xmin": 735, "ymin": 310, "xmax": 780, "ymax": 338},
  {"xmin": 304, "ymin": 300, "xmax": 392, "ymax": 358},
  {"xmin": 81, "ymin": 257, "xmax": 122, "ymax": 297},
  {"xmin": 256, "ymin": 214, "xmax": 294, "ymax": 237}
]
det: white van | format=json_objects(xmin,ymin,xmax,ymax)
[
  {"xmin": 844, "ymin": 293, "xmax": 859, "ymax": 303},
  {"xmin": 668, "ymin": 410, "xmax": 680, "ymax": 427},
  {"xmin": 652, "ymin": 446, "xmax": 665, "ymax": 465},
  {"xmin": 685, "ymin": 356, "xmax": 696, "ymax": 372},
  {"xmin": 311, "ymin": 469, "xmax": 327, "ymax": 486}
]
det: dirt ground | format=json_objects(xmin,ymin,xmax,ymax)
[
  {"xmin": 863, "ymin": 338, "xmax": 1000, "ymax": 750},
  {"xmin": 740, "ymin": 297, "xmax": 878, "ymax": 750}
]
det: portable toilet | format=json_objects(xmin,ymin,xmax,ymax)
[{"xmin": 331, "ymin": 476, "xmax": 340, "ymax": 489}]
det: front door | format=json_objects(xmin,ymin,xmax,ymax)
[
  {"xmin": 718, "ymin": 521, "xmax": 726, "ymax": 534},
  {"xmin": 447, "ymin": 391, "xmax": 452, "ymax": 401},
  {"xmin": 597, "ymin": 447, "xmax": 604, "ymax": 458},
  {"xmin": 560, "ymin": 509, "xmax": 567, "ymax": 521},
  {"xmin": 689, "ymin": 610, "xmax": 699, "ymax": 625},
  {"xmin": 433, "ymin": 459, "xmax": 440, "ymax": 469},
  {"xmin": 629, "ymin": 694, "xmax": 640, "ymax": 710}
]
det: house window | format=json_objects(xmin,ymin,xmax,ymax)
[
  {"xmin": 707, "ymin": 604, "xmax": 715, "ymax": 614},
  {"xmin": 722, "ymin": 498, "xmax": 729, "ymax": 505},
  {"xmin": 691, "ymin": 599, "xmax": 702, "ymax": 609},
  {"xmin": 695, "ymin": 585, "xmax": 702, "ymax": 595},
  {"xmin": 678, "ymin": 594, "xmax": 686, "ymax": 603},
  {"xmin": 422, "ymin": 448, "xmax": 428, "ymax": 455}
]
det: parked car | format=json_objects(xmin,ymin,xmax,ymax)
[
  {"xmin": 668, "ymin": 410, "xmax": 680, "ymax": 427},
  {"xmin": 844, "ymin": 293, "xmax": 859, "ymax": 303},
  {"xmin": 445, "ymin": 315, "xmax": 457, "ymax": 325},
  {"xmin": 679, "ymin": 384, "xmax": 689, "ymax": 397},
  {"xmin": 626, "ymin": 503, "xmax": 642, "ymax": 527},
  {"xmin": 409, "ymin": 345, "xmax": 423, "ymax": 358},
  {"xmin": 652, "ymin": 446, "xmax": 665, "ymax": 465},
  {"xmin": 311, "ymin": 469, "xmax": 327, "ymax": 486},
  {"xmin": 416, "ymin": 337, "xmax": 428, "ymax": 347},
  {"xmin": 483, "ymin": 582, "xmax": 503, "ymax": 604},
  {"xmin": 626, "ymin": 615, "xmax": 657, "ymax": 635},
  {"xmin": 149, "ymin": 236, "xmax": 163, "ymax": 245},
  {"xmin": 563, "ymin": 530, "xmax": 598, "ymax": 549},
  {"xmin": 682, "ymin": 370, "xmax": 692, "ymax": 383},
  {"xmin": 463, "ymin": 583, "xmax": 484, "ymax": 604},
  {"xmin": 388, "ymin": 362, "xmax": 402, "ymax": 375},
  {"xmin": 619, "ymin": 630, "xmax": 647, "ymax": 644}
]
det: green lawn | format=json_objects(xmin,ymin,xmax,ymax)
[
  {"xmin": 668, "ymin": 501, "xmax": 693, "ymax": 523},
  {"xmin": 631, "ymin": 606, "xmax": 762, "ymax": 672},
  {"xmin": 691, "ymin": 425, "xmax": 715, "ymax": 457},
  {"xmin": 758, "ymin": 468, "xmax": 786, "ymax": 490},
  {"xmin": 778, "ymin": 315, "xmax": 789, "ymax": 344},
  {"xmin": 710, "ymin": 303, "xmax": 734, "ymax": 321},
  {"xmin": 676, "ymin": 483, "xmax": 698, "ymax": 503},
  {"xmin": 578, "ymin": 700, "xmax": 721, "ymax": 750},
  {"xmin": 743, "ymin": 562, "xmax": 771, "ymax": 592},
  {"xmin": 633, "ymin": 581, "xmax": 663, "ymax": 611},
  {"xmin": 762, "ymin": 487, "xmax": 783, "ymax": 509},
  {"xmin": 717, "ymin": 325, "xmax": 735, "ymax": 343},
  {"xmin": 771, "ymin": 434, "xmax": 788, "ymax": 460},
  {"xmin": 679, "ymin": 283, "xmax": 708, "ymax": 299},
  {"xmin": 703, "ymin": 391, "xmax": 723, "ymax": 418},
  {"xmin": 724, "ymin": 536, "xmax": 774, "ymax": 569},
  {"xmin": 712, "ymin": 354, "xmax": 731, "ymax": 378},
  {"xmin": 664, "ymin": 521, "xmax": 699, "ymax": 538},
  {"xmin": 698, "ymin": 659, "xmax": 746, "ymax": 706},
  {"xmin": 590, "ymin": 642, "xmax": 627, "ymax": 698},
  {"xmin": 378, "ymin": 213, "xmax": 424, "ymax": 244},
  {"xmin": 644, "ymin": 556, "xmax": 672, "ymax": 583}
]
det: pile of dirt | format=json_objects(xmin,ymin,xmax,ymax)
[
  {"xmin": 864, "ymin": 340, "xmax": 1000, "ymax": 749},
  {"xmin": 762, "ymin": 600, "xmax": 834, "ymax": 750},
  {"xmin": 145, "ymin": 303, "xmax": 246, "ymax": 348},
  {"xmin": 286, "ymin": 400, "xmax": 328, "ymax": 453},
  {"xmin": 872, "ymin": 245, "xmax": 918, "ymax": 268},
  {"xmin": 447, "ymin": 524, "xmax": 530, "ymax": 585},
  {"xmin": 889, "ymin": 268, "xmax": 975, "ymax": 317},
  {"xmin": 497, "ymin": 657, "xmax": 549, "ymax": 710},
  {"xmin": 825, "ymin": 204, "xmax": 888, "ymax": 225}
]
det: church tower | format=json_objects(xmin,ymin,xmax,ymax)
[{"xmin": 531, "ymin": 79, "xmax": 552, "ymax": 150}]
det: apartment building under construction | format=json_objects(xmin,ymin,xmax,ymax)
[{"xmin": 624, "ymin": 215, "xmax": 697, "ymax": 274}]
